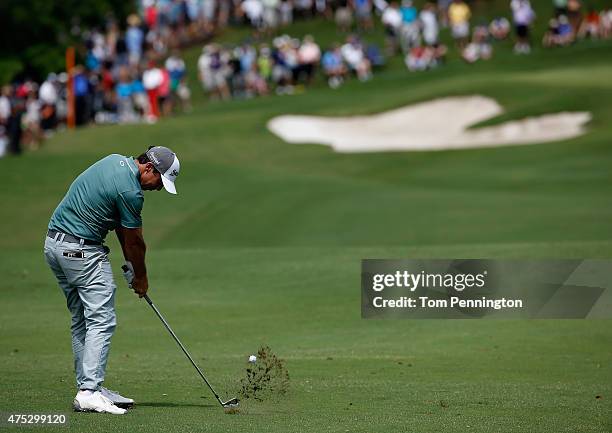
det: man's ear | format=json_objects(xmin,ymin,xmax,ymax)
[{"xmin": 145, "ymin": 162, "xmax": 155, "ymax": 173}]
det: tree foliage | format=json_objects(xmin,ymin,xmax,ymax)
[{"xmin": 0, "ymin": 0, "xmax": 136, "ymax": 82}]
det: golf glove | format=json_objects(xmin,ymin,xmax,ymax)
[{"xmin": 121, "ymin": 261, "xmax": 135, "ymax": 288}]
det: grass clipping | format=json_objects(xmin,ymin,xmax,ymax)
[{"xmin": 239, "ymin": 346, "xmax": 289, "ymax": 401}]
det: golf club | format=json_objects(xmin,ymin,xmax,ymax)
[{"xmin": 123, "ymin": 267, "xmax": 239, "ymax": 413}]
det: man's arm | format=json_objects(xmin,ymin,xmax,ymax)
[
  {"xmin": 115, "ymin": 227, "xmax": 129, "ymax": 260},
  {"xmin": 116, "ymin": 226, "xmax": 148, "ymax": 297}
]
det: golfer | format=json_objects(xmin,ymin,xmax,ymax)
[{"xmin": 44, "ymin": 146, "xmax": 180, "ymax": 414}]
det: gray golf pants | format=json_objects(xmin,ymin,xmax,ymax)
[{"xmin": 44, "ymin": 234, "xmax": 117, "ymax": 391}]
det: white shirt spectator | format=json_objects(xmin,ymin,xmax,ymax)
[
  {"xmin": 296, "ymin": 0, "xmax": 313, "ymax": 10},
  {"xmin": 299, "ymin": 41, "xmax": 321, "ymax": 64},
  {"xmin": 39, "ymin": 80, "xmax": 58, "ymax": 105},
  {"xmin": 341, "ymin": 43, "xmax": 365, "ymax": 67},
  {"xmin": 420, "ymin": 9, "xmax": 439, "ymax": 45},
  {"xmin": 511, "ymin": 0, "xmax": 535, "ymax": 25},
  {"xmin": 382, "ymin": 6, "xmax": 402, "ymax": 29},
  {"xmin": 242, "ymin": 0, "xmax": 264, "ymax": 22},
  {"xmin": 200, "ymin": 0, "xmax": 216, "ymax": 20},
  {"xmin": 373, "ymin": 0, "xmax": 388, "ymax": 13},
  {"xmin": 198, "ymin": 52, "xmax": 211, "ymax": 75},
  {"xmin": 165, "ymin": 56, "xmax": 186, "ymax": 74},
  {"xmin": 262, "ymin": 0, "xmax": 280, "ymax": 8},
  {"xmin": 0, "ymin": 95, "xmax": 10, "ymax": 121},
  {"xmin": 24, "ymin": 98, "xmax": 41, "ymax": 124},
  {"xmin": 198, "ymin": 51, "xmax": 215, "ymax": 90},
  {"xmin": 143, "ymin": 68, "xmax": 163, "ymax": 90}
]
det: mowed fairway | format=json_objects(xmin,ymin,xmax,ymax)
[{"xmin": 1, "ymin": 16, "xmax": 612, "ymax": 433}]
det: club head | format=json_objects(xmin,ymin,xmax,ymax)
[
  {"xmin": 222, "ymin": 397, "xmax": 240, "ymax": 414},
  {"xmin": 223, "ymin": 397, "xmax": 239, "ymax": 407}
]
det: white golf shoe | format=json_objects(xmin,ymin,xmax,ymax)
[
  {"xmin": 73, "ymin": 390, "xmax": 127, "ymax": 414},
  {"xmin": 100, "ymin": 386, "xmax": 135, "ymax": 408}
]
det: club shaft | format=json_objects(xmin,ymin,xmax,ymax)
[{"xmin": 143, "ymin": 294, "xmax": 224, "ymax": 407}]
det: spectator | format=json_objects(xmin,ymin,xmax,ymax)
[
  {"xmin": 352, "ymin": 0, "xmax": 374, "ymax": 31},
  {"xmin": 23, "ymin": 88, "xmax": 42, "ymax": 149},
  {"xmin": 406, "ymin": 46, "xmax": 433, "ymax": 71},
  {"xmin": 143, "ymin": 0, "xmax": 158, "ymax": 29},
  {"xmin": 365, "ymin": 43, "xmax": 385, "ymax": 68},
  {"xmin": 158, "ymin": 66, "xmax": 172, "ymax": 117},
  {"xmin": 567, "ymin": 0, "xmax": 582, "ymax": 33},
  {"xmin": 142, "ymin": 61, "xmax": 163, "ymax": 122},
  {"xmin": 285, "ymin": 38, "xmax": 302, "ymax": 87},
  {"xmin": 543, "ymin": 15, "xmax": 575, "ymax": 47},
  {"xmin": 242, "ymin": 45, "xmax": 268, "ymax": 97},
  {"xmin": 0, "ymin": 85, "xmax": 10, "ymax": 156},
  {"xmin": 557, "ymin": 14, "xmax": 575, "ymax": 44},
  {"xmin": 211, "ymin": 45, "xmax": 231, "ymax": 100},
  {"xmin": 543, "ymin": 18, "xmax": 561, "ymax": 47},
  {"xmin": 131, "ymin": 71, "xmax": 149, "ymax": 117},
  {"xmin": 201, "ymin": 0, "xmax": 217, "ymax": 33},
  {"xmin": 382, "ymin": 2, "xmax": 403, "ymax": 55},
  {"xmin": 335, "ymin": 0, "xmax": 353, "ymax": 32},
  {"xmin": 511, "ymin": 0, "xmax": 536, "ymax": 54},
  {"xmin": 271, "ymin": 37, "xmax": 294, "ymax": 94},
  {"xmin": 257, "ymin": 45, "xmax": 274, "ymax": 83},
  {"xmin": 405, "ymin": 43, "xmax": 446, "ymax": 71},
  {"xmin": 73, "ymin": 66, "xmax": 91, "ymax": 126},
  {"xmin": 126, "ymin": 14, "xmax": 144, "ymax": 66},
  {"xmin": 489, "ymin": 17, "xmax": 511, "ymax": 40},
  {"xmin": 279, "ymin": 0, "xmax": 294, "ymax": 26},
  {"xmin": 198, "ymin": 45, "xmax": 214, "ymax": 95},
  {"xmin": 400, "ymin": 0, "xmax": 420, "ymax": 53},
  {"xmin": 242, "ymin": 0, "xmax": 265, "ymax": 31},
  {"xmin": 420, "ymin": 2, "xmax": 440, "ymax": 46},
  {"xmin": 578, "ymin": 8, "xmax": 601, "ymax": 39},
  {"xmin": 7, "ymin": 97, "xmax": 24, "ymax": 155},
  {"xmin": 437, "ymin": 0, "xmax": 452, "ymax": 27},
  {"xmin": 553, "ymin": 0, "xmax": 568, "ymax": 17},
  {"xmin": 115, "ymin": 67, "xmax": 137, "ymax": 123},
  {"xmin": 298, "ymin": 35, "xmax": 322, "ymax": 84},
  {"xmin": 462, "ymin": 24, "xmax": 492, "ymax": 63},
  {"xmin": 165, "ymin": 51, "xmax": 188, "ymax": 111},
  {"xmin": 316, "ymin": 0, "xmax": 329, "ymax": 18},
  {"xmin": 0, "ymin": 86, "xmax": 11, "ymax": 126},
  {"xmin": 262, "ymin": 0, "xmax": 281, "ymax": 34},
  {"xmin": 294, "ymin": 0, "xmax": 314, "ymax": 19},
  {"xmin": 448, "ymin": 0, "xmax": 471, "ymax": 49},
  {"xmin": 321, "ymin": 44, "xmax": 347, "ymax": 88},
  {"xmin": 601, "ymin": 9, "xmax": 612, "ymax": 39},
  {"xmin": 341, "ymin": 35, "xmax": 372, "ymax": 81},
  {"xmin": 39, "ymin": 73, "xmax": 58, "ymax": 133}
]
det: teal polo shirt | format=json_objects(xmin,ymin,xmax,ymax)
[{"xmin": 49, "ymin": 154, "xmax": 144, "ymax": 242}]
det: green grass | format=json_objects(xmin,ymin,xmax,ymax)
[{"xmin": 1, "ymin": 11, "xmax": 612, "ymax": 433}]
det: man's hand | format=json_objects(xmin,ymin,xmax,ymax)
[
  {"xmin": 121, "ymin": 262, "xmax": 135, "ymax": 287},
  {"xmin": 131, "ymin": 276, "xmax": 149, "ymax": 298},
  {"xmin": 116, "ymin": 227, "xmax": 149, "ymax": 298}
]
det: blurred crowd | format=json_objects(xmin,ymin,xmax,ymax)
[
  {"xmin": 196, "ymin": 33, "xmax": 383, "ymax": 97},
  {"xmin": 2, "ymin": 0, "xmax": 612, "ymax": 157}
]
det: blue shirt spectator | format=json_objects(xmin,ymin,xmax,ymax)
[
  {"xmin": 126, "ymin": 26, "xmax": 144, "ymax": 60},
  {"xmin": 74, "ymin": 73, "xmax": 89, "ymax": 97},
  {"xmin": 401, "ymin": 4, "xmax": 418, "ymax": 23},
  {"xmin": 322, "ymin": 50, "xmax": 343, "ymax": 71},
  {"xmin": 116, "ymin": 82, "xmax": 133, "ymax": 99}
]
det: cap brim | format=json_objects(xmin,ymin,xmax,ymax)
[{"xmin": 161, "ymin": 174, "xmax": 177, "ymax": 194}]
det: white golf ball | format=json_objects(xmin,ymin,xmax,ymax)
[{"xmin": 248, "ymin": 355, "xmax": 257, "ymax": 363}]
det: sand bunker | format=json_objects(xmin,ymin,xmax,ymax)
[{"xmin": 267, "ymin": 95, "xmax": 591, "ymax": 153}]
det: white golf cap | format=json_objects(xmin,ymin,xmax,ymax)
[{"xmin": 146, "ymin": 146, "xmax": 180, "ymax": 194}]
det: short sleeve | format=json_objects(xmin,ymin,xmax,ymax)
[{"xmin": 117, "ymin": 190, "xmax": 144, "ymax": 228}]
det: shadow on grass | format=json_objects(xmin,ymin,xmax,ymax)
[{"xmin": 138, "ymin": 401, "xmax": 217, "ymax": 408}]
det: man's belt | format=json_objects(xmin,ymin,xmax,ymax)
[{"xmin": 47, "ymin": 229, "xmax": 102, "ymax": 246}]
